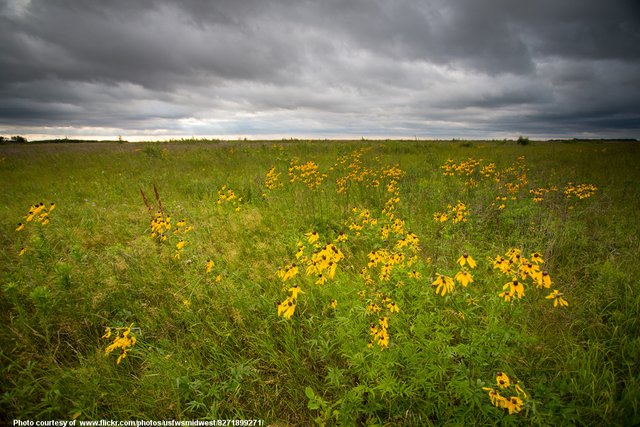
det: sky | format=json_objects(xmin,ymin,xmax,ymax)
[{"xmin": 1, "ymin": 0, "xmax": 639, "ymax": 141}]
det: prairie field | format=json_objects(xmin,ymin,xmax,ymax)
[{"xmin": 0, "ymin": 139, "xmax": 639, "ymax": 426}]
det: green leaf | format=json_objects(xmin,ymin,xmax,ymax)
[{"xmin": 305, "ymin": 386, "xmax": 315, "ymax": 400}]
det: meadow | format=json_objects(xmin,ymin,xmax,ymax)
[{"xmin": 0, "ymin": 139, "xmax": 638, "ymax": 426}]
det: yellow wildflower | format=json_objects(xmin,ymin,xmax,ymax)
[
  {"xmin": 457, "ymin": 252, "xmax": 477, "ymax": 269},
  {"xmin": 277, "ymin": 297, "xmax": 296, "ymax": 319},
  {"xmin": 530, "ymin": 252, "xmax": 544, "ymax": 264},
  {"xmin": 387, "ymin": 301, "xmax": 400, "ymax": 313},
  {"xmin": 538, "ymin": 270, "xmax": 552, "ymax": 288},
  {"xmin": 504, "ymin": 396, "xmax": 523, "ymax": 414},
  {"xmin": 103, "ymin": 323, "xmax": 137, "ymax": 365},
  {"xmin": 205, "ymin": 259, "xmax": 215, "ymax": 273},
  {"xmin": 432, "ymin": 273, "xmax": 455, "ymax": 296},
  {"xmin": 288, "ymin": 284, "xmax": 304, "ymax": 299},
  {"xmin": 499, "ymin": 289, "xmax": 513, "ymax": 302},
  {"xmin": 409, "ymin": 270, "xmax": 421, "ymax": 280},
  {"xmin": 546, "ymin": 289, "xmax": 569, "ymax": 307},
  {"xmin": 515, "ymin": 383, "xmax": 528, "ymax": 399},
  {"xmin": 496, "ymin": 372, "xmax": 510, "ymax": 389},
  {"xmin": 454, "ymin": 270, "xmax": 473, "ymax": 287},
  {"xmin": 504, "ymin": 278, "xmax": 525, "ymax": 298},
  {"xmin": 305, "ymin": 230, "xmax": 319, "ymax": 244},
  {"xmin": 483, "ymin": 388, "xmax": 505, "ymax": 408}
]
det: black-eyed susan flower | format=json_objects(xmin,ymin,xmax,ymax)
[
  {"xmin": 493, "ymin": 256, "xmax": 512, "ymax": 275},
  {"xmin": 530, "ymin": 252, "xmax": 544, "ymax": 264},
  {"xmin": 515, "ymin": 383, "xmax": 528, "ymax": 399},
  {"xmin": 538, "ymin": 270, "xmax": 552, "ymax": 288},
  {"xmin": 277, "ymin": 297, "xmax": 296, "ymax": 319},
  {"xmin": 505, "ymin": 396, "xmax": 523, "ymax": 414},
  {"xmin": 305, "ymin": 230, "xmax": 319, "ymax": 244},
  {"xmin": 504, "ymin": 278, "xmax": 524, "ymax": 298},
  {"xmin": 499, "ymin": 289, "xmax": 513, "ymax": 302},
  {"xmin": 409, "ymin": 270, "xmax": 421, "ymax": 280},
  {"xmin": 277, "ymin": 263, "xmax": 299, "ymax": 281},
  {"xmin": 329, "ymin": 299, "xmax": 337, "ymax": 309},
  {"xmin": 103, "ymin": 323, "xmax": 137, "ymax": 365},
  {"xmin": 496, "ymin": 372, "xmax": 510, "ymax": 389},
  {"xmin": 433, "ymin": 212, "xmax": 448, "ymax": 222},
  {"xmin": 387, "ymin": 301, "xmax": 400, "ymax": 313},
  {"xmin": 482, "ymin": 388, "xmax": 506, "ymax": 408},
  {"xmin": 519, "ymin": 262, "xmax": 540, "ymax": 281},
  {"xmin": 506, "ymin": 248, "xmax": 521, "ymax": 263},
  {"xmin": 15, "ymin": 223, "xmax": 24, "ymax": 232},
  {"xmin": 546, "ymin": 289, "xmax": 569, "ymax": 307},
  {"xmin": 18, "ymin": 247, "xmax": 27, "ymax": 256},
  {"xmin": 288, "ymin": 284, "xmax": 304, "ymax": 299},
  {"xmin": 457, "ymin": 252, "xmax": 477, "ymax": 269},
  {"xmin": 454, "ymin": 270, "xmax": 474, "ymax": 287},
  {"xmin": 101, "ymin": 327, "xmax": 112, "ymax": 339},
  {"xmin": 366, "ymin": 302, "xmax": 381, "ymax": 314},
  {"xmin": 432, "ymin": 273, "xmax": 455, "ymax": 296},
  {"xmin": 205, "ymin": 259, "xmax": 215, "ymax": 273}
]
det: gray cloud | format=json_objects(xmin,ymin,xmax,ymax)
[{"xmin": 0, "ymin": 0, "xmax": 639, "ymax": 140}]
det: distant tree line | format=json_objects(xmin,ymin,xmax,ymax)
[{"xmin": 0, "ymin": 135, "xmax": 28, "ymax": 143}]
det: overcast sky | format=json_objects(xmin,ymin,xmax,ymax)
[{"xmin": 1, "ymin": 0, "xmax": 639, "ymax": 140}]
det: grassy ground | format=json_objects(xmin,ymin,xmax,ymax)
[{"xmin": 0, "ymin": 139, "xmax": 638, "ymax": 426}]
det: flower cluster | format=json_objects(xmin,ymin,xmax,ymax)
[
  {"xmin": 15, "ymin": 202, "xmax": 56, "ymax": 255},
  {"xmin": 102, "ymin": 323, "xmax": 138, "ymax": 365},
  {"xmin": 150, "ymin": 212, "xmax": 171, "ymax": 242},
  {"xmin": 332, "ymin": 148, "xmax": 405, "ymax": 195},
  {"xmin": 148, "ymin": 212, "xmax": 193, "ymax": 259},
  {"xmin": 433, "ymin": 201, "xmax": 469, "ymax": 224},
  {"xmin": 432, "ymin": 273, "xmax": 455, "ymax": 296},
  {"xmin": 482, "ymin": 372, "xmax": 528, "ymax": 415},
  {"xmin": 276, "ymin": 231, "xmax": 346, "ymax": 319},
  {"xmin": 443, "ymin": 156, "xmax": 598, "ymax": 214},
  {"xmin": 564, "ymin": 182, "xmax": 598, "ymax": 200},
  {"xmin": 454, "ymin": 252, "xmax": 476, "ymax": 287},
  {"xmin": 216, "ymin": 185, "xmax": 242, "ymax": 211},
  {"xmin": 263, "ymin": 166, "xmax": 283, "ymax": 191},
  {"xmin": 529, "ymin": 186, "xmax": 558, "ymax": 203},
  {"xmin": 441, "ymin": 158, "xmax": 482, "ymax": 177},
  {"xmin": 172, "ymin": 218, "xmax": 193, "ymax": 260},
  {"xmin": 368, "ymin": 316, "xmax": 390, "ymax": 349},
  {"xmin": 492, "ymin": 249, "xmax": 568, "ymax": 307},
  {"xmin": 348, "ymin": 208, "xmax": 378, "ymax": 236},
  {"xmin": 205, "ymin": 259, "xmax": 222, "ymax": 283},
  {"xmin": 288, "ymin": 159, "xmax": 328, "ymax": 190},
  {"xmin": 21, "ymin": 202, "xmax": 56, "ymax": 227},
  {"xmin": 334, "ymin": 148, "xmax": 381, "ymax": 193},
  {"xmin": 277, "ymin": 285, "xmax": 302, "ymax": 319}
]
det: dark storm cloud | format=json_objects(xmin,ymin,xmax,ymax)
[{"xmin": 0, "ymin": 0, "xmax": 639, "ymax": 139}]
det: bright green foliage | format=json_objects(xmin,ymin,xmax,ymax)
[{"xmin": 0, "ymin": 140, "xmax": 638, "ymax": 425}]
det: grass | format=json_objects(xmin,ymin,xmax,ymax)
[{"xmin": 0, "ymin": 139, "xmax": 639, "ymax": 425}]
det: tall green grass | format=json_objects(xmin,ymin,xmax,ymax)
[{"xmin": 0, "ymin": 140, "xmax": 638, "ymax": 425}]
